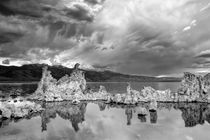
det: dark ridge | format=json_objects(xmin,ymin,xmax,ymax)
[{"xmin": 0, "ymin": 64, "xmax": 181, "ymax": 82}]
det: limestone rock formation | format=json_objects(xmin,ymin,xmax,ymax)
[
  {"xmin": 178, "ymin": 72, "xmax": 210, "ymax": 102},
  {"xmin": 113, "ymin": 94, "xmax": 124, "ymax": 103},
  {"xmin": 107, "ymin": 84, "xmax": 174, "ymax": 104},
  {"xmin": 136, "ymin": 107, "xmax": 148, "ymax": 115},
  {"xmin": 72, "ymin": 99, "xmax": 80, "ymax": 104},
  {"xmin": 0, "ymin": 98, "xmax": 42, "ymax": 119},
  {"xmin": 31, "ymin": 63, "xmax": 86, "ymax": 101},
  {"xmin": 141, "ymin": 86, "xmax": 173, "ymax": 102},
  {"xmin": 149, "ymin": 99, "xmax": 157, "ymax": 111},
  {"xmin": 30, "ymin": 63, "xmax": 113, "ymax": 102},
  {"xmin": 30, "ymin": 63, "xmax": 210, "ymax": 103}
]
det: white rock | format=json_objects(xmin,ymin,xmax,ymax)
[
  {"xmin": 149, "ymin": 99, "xmax": 157, "ymax": 111},
  {"xmin": 136, "ymin": 107, "xmax": 148, "ymax": 115}
]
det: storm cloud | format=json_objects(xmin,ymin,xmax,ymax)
[{"xmin": 0, "ymin": 0, "xmax": 210, "ymax": 76}]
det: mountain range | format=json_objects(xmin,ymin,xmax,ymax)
[{"xmin": 0, "ymin": 64, "xmax": 181, "ymax": 82}]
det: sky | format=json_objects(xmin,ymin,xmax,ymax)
[{"xmin": 0, "ymin": 0, "xmax": 210, "ymax": 76}]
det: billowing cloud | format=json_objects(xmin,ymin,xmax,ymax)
[
  {"xmin": 0, "ymin": 0, "xmax": 103, "ymax": 22},
  {"xmin": 0, "ymin": 0, "xmax": 210, "ymax": 76}
]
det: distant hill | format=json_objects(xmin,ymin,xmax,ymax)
[{"xmin": 0, "ymin": 64, "xmax": 182, "ymax": 82}]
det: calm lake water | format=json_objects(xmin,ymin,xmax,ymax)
[{"xmin": 0, "ymin": 82, "xmax": 210, "ymax": 140}]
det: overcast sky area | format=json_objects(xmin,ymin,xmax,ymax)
[{"xmin": 0, "ymin": 0, "xmax": 210, "ymax": 76}]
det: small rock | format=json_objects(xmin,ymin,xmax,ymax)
[
  {"xmin": 0, "ymin": 107, "xmax": 12, "ymax": 118},
  {"xmin": 149, "ymin": 99, "xmax": 157, "ymax": 111},
  {"xmin": 72, "ymin": 99, "xmax": 80, "ymax": 104}
]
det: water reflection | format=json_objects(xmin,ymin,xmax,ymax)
[
  {"xmin": 1, "ymin": 102, "xmax": 210, "ymax": 132},
  {"xmin": 40, "ymin": 102, "xmax": 87, "ymax": 132},
  {"xmin": 125, "ymin": 108, "xmax": 133, "ymax": 125},
  {"xmin": 138, "ymin": 114, "xmax": 146, "ymax": 122},
  {"xmin": 150, "ymin": 111, "xmax": 157, "ymax": 124}
]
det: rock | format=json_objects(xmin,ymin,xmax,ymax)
[
  {"xmin": 0, "ymin": 99, "xmax": 43, "ymax": 119},
  {"xmin": 127, "ymin": 83, "xmax": 131, "ymax": 95},
  {"xmin": 98, "ymin": 85, "xmax": 107, "ymax": 94},
  {"xmin": 31, "ymin": 64, "xmax": 87, "ymax": 101},
  {"xmin": 0, "ymin": 106, "xmax": 12, "ymax": 118},
  {"xmin": 132, "ymin": 95, "xmax": 138, "ymax": 103},
  {"xmin": 109, "ymin": 84, "xmax": 175, "ymax": 104},
  {"xmin": 124, "ymin": 83, "xmax": 139, "ymax": 104},
  {"xmin": 106, "ymin": 95, "xmax": 113, "ymax": 103},
  {"xmin": 124, "ymin": 95, "xmax": 133, "ymax": 104},
  {"xmin": 13, "ymin": 108, "xmax": 28, "ymax": 118},
  {"xmin": 72, "ymin": 99, "xmax": 80, "ymax": 104},
  {"xmin": 136, "ymin": 107, "xmax": 148, "ymax": 116},
  {"xmin": 178, "ymin": 72, "xmax": 210, "ymax": 102},
  {"xmin": 140, "ymin": 86, "xmax": 173, "ymax": 102},
  {"xmin": 97, "ymin": 85, "xmax": 110, "ymax": 100},
  {"xmin": 29, "ymin": 64, "xmax": 210, "ymax": 103},
  {"xmin": 113, "ymin": 94, "xmax": 123, "ymax": 103},
  {"xmin": 141, "ymin": 86, "xmax": 155, "ymax": 101},
  {"xmin": 149, "ymin": 99, "xmax": 157, "ymax": 111}
]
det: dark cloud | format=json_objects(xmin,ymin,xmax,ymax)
[
  {"xmin": 0, "ymin": 32, "xmax": 24, "ymax": 44},
  {"xmin": 0, "ymin": 0, "xmax": 103, "ymax": 22},
  {"xmin": 84, "ymin": 0, "xmax": 105, "ymax": 5},
  {"xmin": 64, "ymin": 4, "xmax": 94, "ymax": 22},
  {"xmin": 92, "ymin": 62, "xmax": 120, "ymax": 70},
  {"xmin": 196, "ymin": 52, "xmax": 210, "ymax": 58},
  {"xmin": 0, "ymin": 0, "xmax": 46, "ymax": 18},
  {"xmin": 1, "ymin": 0, "xmax": 210, "ymax": 76},
  {"xmin": 0, "ymin": 0, "xmax": 104, "ymax": 61}
]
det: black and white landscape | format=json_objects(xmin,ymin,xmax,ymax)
[{"xmin": 0, "ymin": 0, "xmax": 210, "ymax": 140}]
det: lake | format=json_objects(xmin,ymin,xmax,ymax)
[
  {"xmin": 0, "ymin": 82, "xmax": 180, "ymax": 97},
  {"xmin": 0, "ymin": 82, "xmax": 210, "ymax": 140}
]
